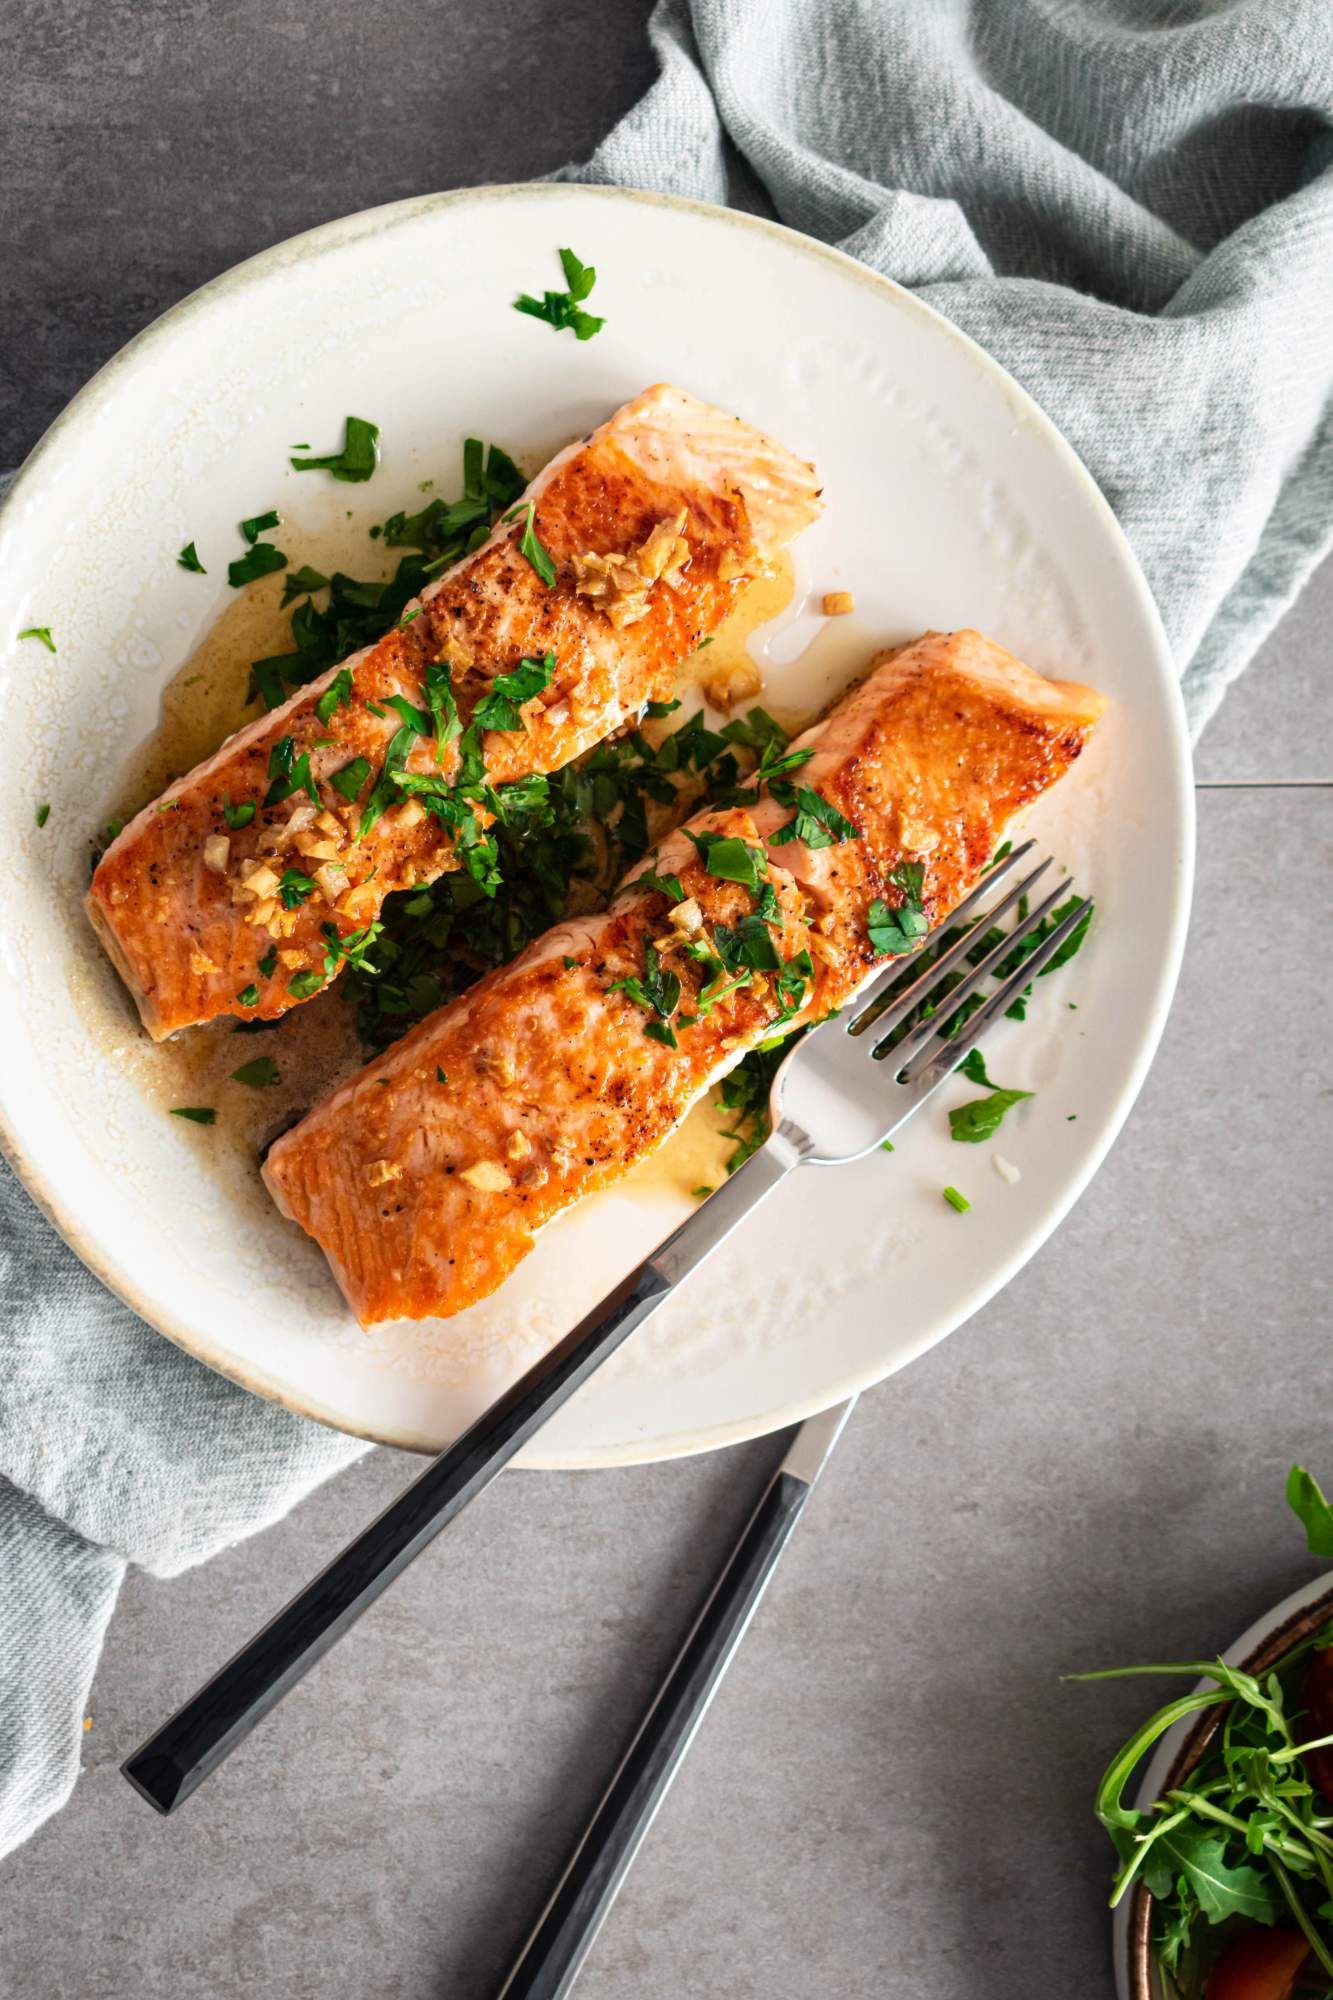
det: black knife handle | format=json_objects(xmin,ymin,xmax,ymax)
[{"xmin": 497, "ymin": 1466, "xmax": 810, "ymax": 2000}]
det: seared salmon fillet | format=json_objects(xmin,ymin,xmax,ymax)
[
  {"xmin": 87, "ymin": 385, "xmax": 821, "ymax": 1040},
  {"xmin": 263, "ymin": 630, "xmax": 1105, "ymax": 1326}
]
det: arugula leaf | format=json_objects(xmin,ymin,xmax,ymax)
[
  {"xmin": 1287, "ymin": 1465, "xmax": 1333, "ymax": 1557},
  {"xmin": 290, "ymin": 416, "xmax": 380, "ymax": 483},
  {"xmin": 241, "ymin": 509, "xmax": 281, "ymax": 546},
  {"xmin": 315, "ymin": 667, "xmax": 355, "ymax": 724},
  {"xmin": 228, "ymin": 542, "xmax": 288, "ymax": 589},
  {"xmin": 513, "ymin": 245, "xmax": 606, "ymax": 341},
  {"xmin": 769, "ymin": 781, "xmax": 859, "ymax": 850},
  {"xmin": 18, "ymin": 626, "xmax": 55, "ymax": 652},
  {"xmin": 177, "ymin": 542, "xmax": 206, "ymax": 574},
  {"xmin": 170, "ymin": 1106, "xmax": 215, "ymax": 1125},
  {"xmin": 502, "ymin": 502, "xmax": 557, "ymax": 586},
  {"xmin": 231, "ymin": 1056, "xmax": 279, "ymax": 1088},
  {"xmin": 473, "ymin": 652, "xmax": 556, "ymax": 732}
]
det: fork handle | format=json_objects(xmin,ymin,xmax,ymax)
[{"xmin": 121, "ymin": 1125, "xmax": 808, "ymax": 1818}]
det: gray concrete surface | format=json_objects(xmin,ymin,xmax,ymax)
[{"xmin": 2, "ymin": 5, "xmax": 1331, "ymax": 1996}]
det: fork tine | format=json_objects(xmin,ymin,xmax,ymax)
[
  {"xmin": 897, "ymin": 894, "xmax": 1094, "ymax": 1085},
  {"xmin": 873, "ymin": 873, "xmax": 1074, "ymax": 1066},
  {"xmin": 849, "ymin": 848, "xmax": 1052, "ymax": 1042}
]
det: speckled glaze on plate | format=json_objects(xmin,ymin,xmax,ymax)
[
  {"xmin": 0, "ymin": 183, "xmax": 1192, "ymax": 1465},
  {"xmin": 1113, "ymin": 1573, "xmax": 1333, "ymax": 1999}
]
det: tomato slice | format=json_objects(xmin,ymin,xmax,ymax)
[
  {"xmin": 1302, "ymin": 1646, "xmax": 1333, "ymax": 1805},
  {"xmin": 1205, "ymin": 1928, "xmax": 1310, "ymax": 2000}
]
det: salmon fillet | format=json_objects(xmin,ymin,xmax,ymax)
[
  {"xmin": 263, "ymin": 630, "xmax": 1106, "ymax": 1327},
  {"xmin": 87, "ymin": 385, "xmax": 821, "ymax": 1040}
]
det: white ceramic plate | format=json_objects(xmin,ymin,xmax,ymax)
[{"xmin": 0, "ymin": 184, "xmax": 1192, "ymax": 1466}]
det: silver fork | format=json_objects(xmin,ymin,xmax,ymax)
[{"xmin": 122, "ymin": 841, "xmax": 1090, "ymax": 1816}]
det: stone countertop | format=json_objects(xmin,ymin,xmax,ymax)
[{"xmin": 2, "ymin": 4, "xmax": 1329, "ymax": 1994}]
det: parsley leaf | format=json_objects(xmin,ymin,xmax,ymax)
[
  {"xmin": 35, "ymin": 802, "xmax": 50, "ymax": 828},
  {"xmin": 424, "ymin": 658, "xmax": 461, "ymax": 762},
  {"xmin": 513, "ymin": 245, "xmax": 606, "ymax": 341},
  {"xmin": 283, "ymin": 565, "xmax": 331, "ymax": 605},
  {"xmin": 948, "ymin": 1083, "xmax": 1033, "ymax": 1144},
  {"xmin": 631, "ymin": 867, "xmax": 685, "ymax": 904},
  {"xmin": 288, "ymin": 968, "xmax": 326, "ymax": 999},
  {"xmin": 222, "ymin": 797, "xmax": 256, "ymax": 830},
  {"xmin": 235, "ymin": 984, "xmax": 259, "ymax": 1008},
  {"xmin": 231, "ymin": 1056, "xmax": 279, "ymax": 1087},
  {"xmin": 713, "ymin": 914, "xmax": 781, "ymax": 975},
  {"xmin": 278, "ymin": 868, "xmax": 317, "ymax": 909},
  {"xmin": 769, "ymin": 782, "xmax": 859, "ymax": 850},
  {"xmin": 257, "ymin": 946, "xmax": 278, "ymax": 978},
  {"xmin": 228, "ymin": 542, "xmax": 288, "ymax": 589},
  {"xmin": 315, "ymin": 668, "xmax": 355, "ymax": 725},
  {"xmin": 331, "ymin": 756, "xmax": 371, "ymax": 802},
  {"xmin": 241, "ymin": 509, "xmax": 281, "ymax": 546},
  {"xmin": 867, "ymin": 863, "xmax": 930, "ymax": 956},
  {"xmin": 290, "ymin": 417, "xmax": 380, "ymax": 483},
  {"xmin": 170, "ymin": 1106, "xmax": 216, "ymax": 1125},
  {"xmin": 264, "ymin": 735, "xmax": 318, "ymax": 808},
  {"xmin": 177, "ymin": 542, "xmax": 206, "ymax": 574},
  {"xmin": 684, "ymin": 829, "xmax": 767, "ymax": 896},
  {"xmin": 18, "ymin": 626, "xmax": 55, "ymax": 652},
  {"xmin": 473, "ymin": 653, "xmax": 556, "ymax": 732},
  {"xmin": 502, "ymin": 501, "xmax": 557, "ymax": 586}
]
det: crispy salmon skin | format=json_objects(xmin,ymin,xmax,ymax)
[
  {"xmin": 87, "ymin": 385, "xmax": 821, "ymax": 1040},
  {"xmin": 263, "ymin": 630, "xmax": 1105, "ymax": 1327}
]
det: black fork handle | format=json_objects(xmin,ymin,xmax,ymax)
[{"xmin": 121, "ymin": 1136, "xmax": 802, "ymax": 1817}]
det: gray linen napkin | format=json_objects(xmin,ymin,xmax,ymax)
[{"xmin": 4, "ymin": 0, "xmax": 1332, "ymax": 1862}]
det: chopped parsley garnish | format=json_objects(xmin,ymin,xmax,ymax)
[
  {"xmin": 473, "ymin": 652, "xmax": 556, "ymax": 732},
  {"xmin": 359, "ymin": 718, "xmax": 421, "ymax": 838},
  {"xmin": 222, "ymin": 797, "xmax": 256, "ymax": 829},
  {"xmin": 228, "ymin": 542, "xmax": 288, "ymax": 589},
  {"xmin": 513, "ymin": 246, "xmax": 605, "ymax": 341},
  {"xmin": 631, "ymin": 867, "xmax": 686, "ymax": 904},
  {"xmin": 18, "ymin": 626, "xmax": 55, "ymax": 652},
  {"xmin": 773, "ymin": 948, "xmax": 815, "ymax": 1024},
  {"xmin": 257, "ymin": 945, "xmax": 278, "ymax": 979},
  {"xmin": 561, "ymin": 956, "xmax": 578, "ymax": 970},
  {"xmin": 608, "ymin": 940, "xmax": 681, "ymax": 1041},
  {"xmin": 435, "ymin": 1066, "xmax": 448, "ymax": 1083},
  {"xmin": 867, "ymin": 863, "xmax": 929, "ymax": 956},
  {"xmin": 315, "ymin": 667, "xmax": 355, "ymax": 724},
  {"xmin": 290, "ymin": 417, "xmax": 380, "ymax": 483},
  {"xmin": 330, "ymin": 756, "xmax": 371, "ymax": 802},
  {"xmin": 713, "ymin": 914, "xmax": 780, "ymax": 974},
  {"xmin": 645, "ymin": 698, "xmax": 681, "ymax": 719},
  {"xmin": 235, "ymin": 984, "xmax": 259, "ymax": 1007},
  {"xmin": 948, "ymin": 1044, "xmax": 1034, "ymax": 1143},
  {"xmin": 246, "ymin": 438, "xmax": 523, "ymax": 712},
  {"xmin": 231, "ymin": 1056, "xmax": 279, "ymax": 1087},
  {"xmin": 769, "ymin": 781, "xmax": 858, "ymax": 850},
  {"xmin": 283, "ymin": 565, "xmax": 331, "ymax": 605},
  {"xmin": 288, "ymin": 968, "xmax": 326, "ymax": 999},
  {"xmin": 278, "ymin": 868, "xmax": 317, "ymax": 909},
  {"xmin": 177, "ymin": 542, "xmax": 206, "ymax": 574},
  {"xmin": 942, "ymin": 1185, "xmax": 971, "ymax": 1213},
  {"xmin": 684, "ymin": 829, "xmax": 767, "ymax": 896},
  {"xmin": 241, "ymin": 509, "xmax": 281, "ymax": 546},
  {"xmin": 502, "ymin": 501, "xmax": 557, "ymax": 587},
  {"xmin": 35, "ymin": 802, "xmax": 50, "ymax": 828},
  {"xmin": 424, "ymin": 658, "xmax": 461, "ymax": 762},
  {"xmin": 170, "ymin": 1106, "xmax": 216, "ymax": 1125},
  {"xmin": 264, "ymin": 735, "xmax": 318, "ymax": 808}
]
